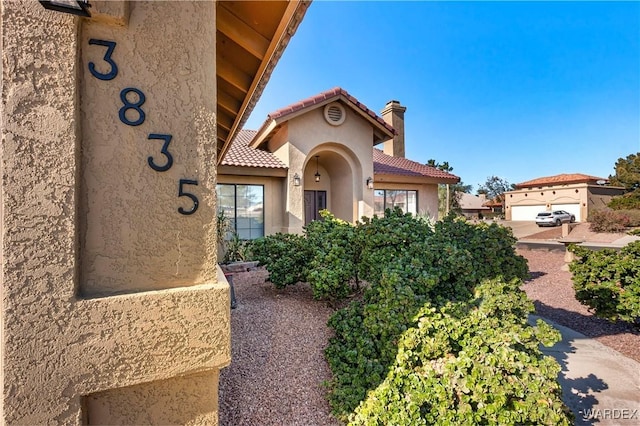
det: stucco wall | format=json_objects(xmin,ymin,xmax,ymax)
[
  {"xmin": 80, "ymin": 1, "xmax": 217, "ymax": 296},
  {"xmin": 504, "ymin": 184, "xmax": 624, "ymax": 221},
  {"xmin": 1, "ymin": 1, "xmax": 229, "ymax": 423},
  {"xmin": 282, "ymin": 105, "xmax": 374, "ymax": 230}
]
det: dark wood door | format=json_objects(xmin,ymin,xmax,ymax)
[{"xmin": 304, "ymin": 190, "xmax": 327, "ymax": 224}]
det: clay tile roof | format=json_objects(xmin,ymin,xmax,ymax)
[
  {"xmin": 373, "ymin": 149, "xmax": 460, "ymax": 183},
  {"xmin": 267, "ymin": 87, "xmax": 396, "ymax": 135},
  {"xmin": 515, "ymin": 173, "xmax": 606, "ymax": 188},
  {"xmin": 459, "ymin": 193, "xmax": 491, "ymax": 210},
  {"xmin": 221, "ymin": 130, "xmax": 287, "ymax": 169}
]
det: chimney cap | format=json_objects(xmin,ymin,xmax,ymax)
[{"xmin": 382, "ymin": 100, "xmax": 407, "ymax": 115}]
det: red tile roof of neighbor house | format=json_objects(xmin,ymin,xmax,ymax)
[
  {"xmin": 221, "ymin": 130, "xmax": 287, "ymax": 169},
  {"xmin": 267, "ymin": 87, "xmax": 396, "ymax": 135},
  {"xmin": 515, "ymin": 173, "xmax": 607, "ymax": 188},
  {"xmin": 373, "ymin": 149, "xmax": 460, "ymax": 182},
  {"xmin": 459, "ymin": 193, "xmax": 491, "ymax": 210}
]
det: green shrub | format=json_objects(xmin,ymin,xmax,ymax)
[
  {"xmin": 357, "ymin": 208, "xmax": 434, "ymax": 286},
  {"xmin": 588, "ymin": 209, "xmax": 630, "ymax": 233},
  {"xmin": 349, "ymin": 279, "xmax": 571, "ymax": 426},
  {"xmin": 249, "ymin": 233, "xmax": 310, "ymax": 288},
  {"xmin": 608, "ymin": 192, "xmax": 640, "ymax": 210},
  {"xmin": 304, "ymin": 211, "xmax": 362, "ymax": 300},
  {"xmin": 569, "ymin": 241, "xmax": 640, "ymax": 323},
  {"xmin": 616, "ymin": 209, "xmax": 640, "ymax": 227},
  {"xmin": 325, "ymin": 213, "xmax": 532, "ymax": 419},
  {"xmin": 253, "ymin": 210, "xmax": 569, "ymax": 424}
]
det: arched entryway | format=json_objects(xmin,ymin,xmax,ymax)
[{"xmin": 302, "ymin": 145, "xmax": 362, "ymax": 225}]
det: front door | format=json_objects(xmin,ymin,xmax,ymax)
[{"xmin": 304, "ymin": 190, "xmax": 327, "ymax": 224}]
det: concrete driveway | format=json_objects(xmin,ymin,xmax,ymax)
[{"xmin": 493, "ymin": 220, "xmax": 541, "ymax": 239}]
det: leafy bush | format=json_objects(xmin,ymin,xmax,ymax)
[
  {"xmin": 357, "ymin": 209, "xmax": 435, "ymax": 286},
  {"xmin": 253, "ymin": 210, "xmax": 569, "ymax": 422},
  {"xmin": 616, "ymin": 209, "xmax": 640, "ymax": 227},
  {"xmin": 325, "ymin": 212, "xmax": 534, "ymax": 420},
  {"xmin": 608, "ymin": 192, "xmax": 640, "ymax": 210},
  {"xmin": 588, "ymin": 209, "xmax": 630, "ymax": 233},
  {"xmin": 249, "ymin": 233, "xmax": 310, "ymax": 288},
  {"xmin": 349, "ymin": 279, "xmax": 571, "ymax": 426},
  {"xmin": 304, "ymin": 211, "xmax": 362, "ymax": 300},
  {"xmin": 569, "ymin": 241, "xmax": 640, "ymax": 323}
]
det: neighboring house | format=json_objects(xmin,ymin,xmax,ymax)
[
  {"xmin": 504, "ymin": 173, "xmax": 626, "ymax": 222},
  {"xmin": 458, "ymin": 193, "xmax": 491, "ymax": 218},
  {"xmin": 482, "ymin": 196, "xmax": 504, "ymax": 214},
  {"xmin": 217, "ymin": 87, "xmax": 459, "ymax": 237}
]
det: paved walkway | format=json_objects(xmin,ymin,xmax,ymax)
[
  {"xmin": 508, "ymin": 221, "xmax": 640, "ymax": 424},
  {"xmin": 534, "ymin": 317, "xmax": 640, "ymax": 425}
]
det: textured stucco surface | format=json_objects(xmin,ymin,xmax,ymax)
[
  {"xmin": 80, "ymin": 1, "xmax": 218, "ymax": 296},
  {"xmin": 84, "ymin": 370, "xmax": 219, "ymax": 425},
  {"xmin": 1, "ymin": 1, "xmax": 229, "ymax": 423},
  {"xmin": 268, "ymin": 106, "xmax": 374, "ymax": 233}
]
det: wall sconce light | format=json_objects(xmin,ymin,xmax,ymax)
[
  {"xmin": 39, "ymin": 0, "xmax": 92, "ymax": 16},
  {"xmin": 366, "ymin": 177, "xmax": 374, "ymax": 189},
  {"xmin": 314, "ymin": 155, "xmax": 321, "ymax": 182},
  {"xmin": 293, "ymin": 173, "xmax": 301, "ymax": 187}
]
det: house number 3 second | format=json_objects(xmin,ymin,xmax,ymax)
[{"xmin": 88, "ymin": 38, "xmax": 199, "ymax": 215}]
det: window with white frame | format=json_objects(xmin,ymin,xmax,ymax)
[
  {"xmin": 373, "ymin": 189, "xmax": 418, "ymax": 216},
  {"xmin": 217, "ymin": 184, "xmax": 264, "ymax": 239}
]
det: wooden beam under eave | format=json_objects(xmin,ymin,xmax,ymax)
[
  {"xmin": 217, "ymin": 109, "xmax": 235, "ymax": 133},
  {"xmin": 217, "ymin": 57, "xmax": 252, "ymax": 94},
  {"xmin": 218, "ymin": 1, "xmax": 311, "ymax": 165},
  {"xmin": 218, "ymin": 89, "xmax": 241, "ymax": 117},
  {"xmin": 217, "ymin": 5, "xmax": 269, "ymax": 61},
  {"xmin": 217, "ymin": 127, "xmax": 230, "ymax": 144}
]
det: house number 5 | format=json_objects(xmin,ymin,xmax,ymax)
[{"xmin": 88, "ymin": 39, "xmax": 199, "ymax": 215}]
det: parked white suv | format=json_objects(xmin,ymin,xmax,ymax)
[{"xmin": 535, "ymin": 210, "xmax": 576, "ymax": 227}]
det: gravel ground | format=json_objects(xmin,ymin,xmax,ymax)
[
  {"xmin": 519, "ymin": 247, "xmax": 640, "ymax": 363},
  {"xmin": 218, "ymin": 269, "xmax": 339, "ymax": 426},
  {"xmin": 219, "ymin": 240, "xmax": 640, "ymax": 425}
]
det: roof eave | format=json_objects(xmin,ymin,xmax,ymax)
[
  {"xmin": 249, "ymin": 118, "xmax": 279, "ymax": 150},
  {"xmin": 374, "ymin": 173, "xmax": 460, "ymax": 185},
  {"xmin": 218, "ymin": 164, "xmax": 288, "ymax": 177},
  {"xmin": 251, "ymin": 90, "xmax": 395, "ymax": 148},
  {"xmin": 217, "ymin": 1, "xmax": 311, "ymax": 165}
]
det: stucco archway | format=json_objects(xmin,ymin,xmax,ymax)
[{"xmin": 302, "ymin": 143, "xmax": 364, "ymax": 224}]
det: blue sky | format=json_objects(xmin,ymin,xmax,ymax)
[{"xmin": 244, "ymin": 1, "xmax": 640, "ymax": 191}]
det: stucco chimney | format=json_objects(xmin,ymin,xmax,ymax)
[{"xmin": 381, "ymin": 100, "xmax": 407, "ymax": 158}]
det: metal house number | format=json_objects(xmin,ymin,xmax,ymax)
[{"xmin": 88, "ymin": 39, "xmax": 199, "ymax": 215}]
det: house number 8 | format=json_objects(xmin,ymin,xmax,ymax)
[{"xmin": 88, "ymin": 39, "xmax": 199, "ymax": 215}]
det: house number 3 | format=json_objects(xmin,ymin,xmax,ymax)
[{"xmin": 88, "ymin": 39, "xmax": 198, "ymax": 215}]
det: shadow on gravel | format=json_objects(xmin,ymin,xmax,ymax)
[
  {"xmin": 534, "ymin": 302, "xmax": 640, "ymax": 339},
  {"xmin": 526, "ymin": 270, "xmax": 547, "ymax": 281}
]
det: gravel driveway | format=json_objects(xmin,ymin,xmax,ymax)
[{"xmin": 219, "ymin": 248, "xmax": 640, "ymax": 425}]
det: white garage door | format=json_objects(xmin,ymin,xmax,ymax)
[
  {"xmin": 551, "ymin": 203, "xmax": 581, "ymax": 222},
  {"xmin": 511, "ymin": 205, "xmax": 544, "ymax": 221}
]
